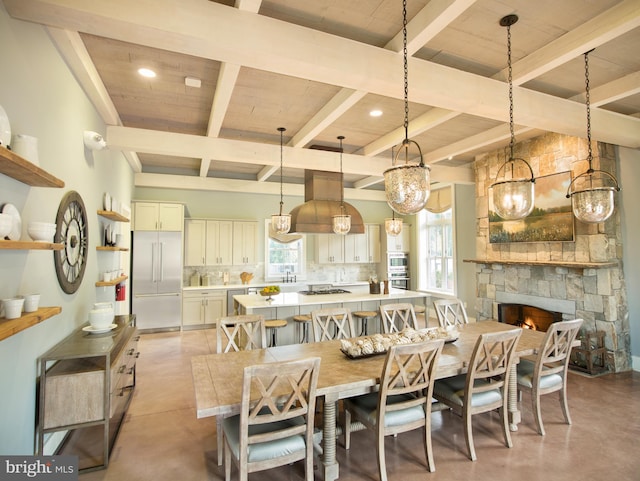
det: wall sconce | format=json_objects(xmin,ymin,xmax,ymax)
[{"xmin": 83, "ymin": 130, "xmax": 107, "ymax": 151}]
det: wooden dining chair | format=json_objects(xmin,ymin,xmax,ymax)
[
  {"xmin": 222, "ymin": 357, "xmax": 321, "ymax": 481},
  {"xmin": 379, "ymin": 303, "xmax": 418, "ymax": 333},
  {"xmin": 215, "ymin": 314, "xmax": 267, "ymax": 465},
  {"xmin": 433, "ymin": 298, "xmax": 469, "ymax": 328},
  {"xmin": 517, "ymin": 318, "xmax": 583, "ymax": 435},
  {"xmin": 216, "ymin": 314, "xmax": 267, "ymax": 353},
  {"xmin": 311, "ymin": 308, "xmax": 355, "ymax": 342},
  {"xmin": 343, "ymin": 339, "xmax": 445, "ymax": 479},
  {"xmin": 433, "ymin": 328, "xmax": 522, "ymax": 461}
]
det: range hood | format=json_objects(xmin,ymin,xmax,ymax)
[{"xmin": 289, "ymin": 170, "xmax": 364, "ymax": 234}]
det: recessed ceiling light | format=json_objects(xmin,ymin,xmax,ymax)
[
  {"xmin": 138, "ymin": 68, "xmax": 156, "ymax": 78},
  {"xmin": 369, "ymin": 109, "xmax": 383, "ymax": 117}
]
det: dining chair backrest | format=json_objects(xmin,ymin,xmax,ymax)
[
  {"xmin": 311, "ymin": 308, "xmax": 355, "ymax": 342},
  {"xmin": 465, "ymin": 329, "xmax": 522, "ymax": 407},
  {"xmin": 378, "ymin": 339, "xmax": 444, "ymax": 420},
  {"xmin": 229, "ymin": 357, "xmax": 321, "ymax": 481},
  {"xmin": 216, "ymin": 314, "xmax": 267, "ymax": 353},
  {"xmin": 379, "ymin": 303, "xmax": 418, "ymax": 333},
  {"xmin": 433, "ymin": 298, "xmax": 469, "ymax": 328}
]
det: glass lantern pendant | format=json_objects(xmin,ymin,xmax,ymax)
[
  {"xmin": 566, "ymin": 51, "xmax": 620, "ymax": 224},
  {"xmin": 384, "ymin": 0, "xmax": 430, "ymax": 216},
  {"xmin": 333, "ymin": 135, "xmax": 351, "ymax": 235},
  {"xmin": 489, "ymin": 14, "xmax": 535, "ymax": 221},
  {"xmin": 271, "ymin": 127, "xmax": 291, "ymax": 234},
  {"xmin": 385, "ymin": 215, "xmax": 403, "ymax": 236}
]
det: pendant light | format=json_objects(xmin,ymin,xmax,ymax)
[
  {"xmin": 333, "ymin": 135, "xmax": 351, "ymax": 235},
  {"xmin": 271, "ymin": 127, "xmax": 291, "ymax": 234},
  {"xmin": 384, "ymin": 146, "xmax": 403, "ymax": 236},
  {"xmin": 489, "ymin": 15, "xmax": 535, "ymax": 221},
  {"xmin": 383, "ymin": 0, "xmax": 430, "ymax": 215},
  {"xmin": 385, "ymin": 211, "xmax": 403, "ymax": 237},
  {"xmin": 566, "ymin": 50, "xmax": 620, "ymax": 223}
]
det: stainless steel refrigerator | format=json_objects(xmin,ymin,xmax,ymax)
[{"xmin": 131, "ymin": 231, "xmax": 182, "ymax": 330}]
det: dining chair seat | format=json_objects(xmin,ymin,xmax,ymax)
[
  {"xmin": 516, "ymin": 359, "xmax": 563, "ymax": 389},
  {"xmin": 433, "ymin": 375, "xmax": 503, "ymax": 408},
  {"xmin": 346, "ymin": 392, "xmax": 427, "ymax": 428}
]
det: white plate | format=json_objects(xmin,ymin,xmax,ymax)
[
  {"xmin": 1, "ymin": 204, "xmax": 21, "ymax": 240},
  {"xmin": 82, "ymin": 323, "xmax": 117, "ymax": 334},
  {"xmin": 0, "ymin": 104, "xmax": 10, "ymax": 148}
]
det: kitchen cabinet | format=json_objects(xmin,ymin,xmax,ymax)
[
  {"xmin": 232, "ymin": 221, "xmax": 257, "ymax": 266},
  {"xmin": 382, "ymin": 223, "xmax": 411, "ymax": 252},
  {"xmin": 37, "ymin": 315, "xmax": 139, "ymax": 472},
  {"xmin": 184, "ymin": 219, "xmax": 233, "ymax": 266},
  {"xmin": 318, "ymin": 224, "xmax": 381, "ymax": 264},
  {"xmin": 133, "ymin": 202, "xmax": 183, "ymax": 231},
  {"xmin": 316, "ymin": 234, "xmax": 344, "ymax": 264},
  {"xmin": 344, "ymin": 224, "xmax": 381, "ymax": 263},
  {"xmin": 182, "ymin": 289, "xmax": 226, "ymax": 326}
]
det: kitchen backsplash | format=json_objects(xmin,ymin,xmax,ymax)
[{"xmin": 183, "ymin": 262, "xmax": 379, "ymax": 287}]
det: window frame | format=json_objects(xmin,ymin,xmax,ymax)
[{"xmin": 263, "ymin": 219, "xmax": 307, "ymax": 282}]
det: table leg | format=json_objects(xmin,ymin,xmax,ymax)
[
  {"xmin": 508, "ymin": 363, "xmax": 521, "ymax": 431},
  {"xmin": 321, "ymin": 394, "xmax": 339, "ymax": 481}
]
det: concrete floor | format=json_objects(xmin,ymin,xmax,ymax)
[{"xmin": 80, "ymin": 327, "xmax": 640, "ymax": 481}]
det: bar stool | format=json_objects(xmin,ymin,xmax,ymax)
[
  {"xmin": 265, "ymin": 319, "xmax": 288, "ymax": 347},
  {"xmin": 293, "ymin": 314, "xmax": 312, "ymax": 343},
  {"xmin": 352, "ymin": 311, "xmax": 377, "ymax": 336}
]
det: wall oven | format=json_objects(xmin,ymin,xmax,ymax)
[{"xmin": 387, "ymin": 253, "xmax": 410, "ymax": 290}]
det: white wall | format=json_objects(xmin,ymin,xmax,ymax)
[
  {"xmin": 618, "ymin": 146, "xmax": 640, "ymax": 370},
  {"xmin": 0, "ymin": 5, "xmax": 134, "ymax": 454}
]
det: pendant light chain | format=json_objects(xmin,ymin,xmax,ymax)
[
  {"xmin": 584, "ymin": 51, "xmax": 593, "ymax": 170},
  {"xmin": 278, "ymin": 127, "xmax": 285, "ymax": 214},
  {"xmin": 339, "ymin": 135, "xmax": 345, "ymax": 212},
  {"xmin": 402, "ymin": 0, "xmax": 409, "ymax": 142},
  {"xmin": 507, "ymin": 22, "xmax": 515, "ymax": 159}
]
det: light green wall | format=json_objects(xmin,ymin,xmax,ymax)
[
  {"xmin": 454, "ymin": 184, "xmax": 476, "ymax": 314},
  {"xmin": 0, "ymin": 5, "xmax": 134, "ymax": 454}
]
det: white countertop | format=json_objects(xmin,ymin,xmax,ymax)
[
  {"xmin": 183, "ymin": 281, "xmax": 370, "ymax": 292},
  {"xmin": 233, "ymin": 288, "xmax": 427, "ymax": 312}
]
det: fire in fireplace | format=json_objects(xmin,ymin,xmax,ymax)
[{"xmin": 497, "ymin": 303, "xmax": 563, "ymax": 332}]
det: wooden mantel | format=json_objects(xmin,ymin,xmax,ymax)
[{"xmin": 464, "ymin": 259, "xmax": 619, "ymax": 269}]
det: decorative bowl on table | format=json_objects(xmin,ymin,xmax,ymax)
[{"xmin": 260, "ymin": 286, "xmax": 280, "ymax": 301}]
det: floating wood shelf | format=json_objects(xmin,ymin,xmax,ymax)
[
  {"xmin": 0, "ymin": 148, "xmax": 64, "ymax": 187},
  {"xmin": 0, "ymin": 307, "xmax": 62, "ymax": 342},
  {"xmin": 0, "ymin": 240, "xmax": 63, "ymax": 250},
  {"xmin": 96, "ymin": 246, "xmax": 129, "ymax": 252},
  {"xmin": 464, "ymin": 259, "xmax": 619, "ymax": 269},
  {"xmin": 97, "ymin": 210, "xmax": 130, "ymax": 222},
  {"xmin": 95, "ymin": 275, "xmax": 128, "ymax": 287}
]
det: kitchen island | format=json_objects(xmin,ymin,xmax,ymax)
[{"xmin": 233, "ymin": 288, "xmax": 428, "ymax": 345}]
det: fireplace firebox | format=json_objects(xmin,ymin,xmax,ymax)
[{"xmin": 497, "ymin": 303, "xmax": 563, "ymax": 332}]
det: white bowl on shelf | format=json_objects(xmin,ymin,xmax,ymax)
[
  {"xmin": 2, "ymin": 298, "xmax": 24, "ymax": 319},
  {"xmin": 0, "ymin": 213, "xmax": 12, "ymax": 239},
  {"xmin": 27, "ymin": 222, "xmax": 56, "ymax": 242}
]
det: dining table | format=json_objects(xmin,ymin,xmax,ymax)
[{"xmin": 191, "ymin": 320, "xmax": 547, "ymax": 481}]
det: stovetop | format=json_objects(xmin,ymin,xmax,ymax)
[{"xmin": 298, "ymin": 288, "xmax": 351, "ymax": 295}]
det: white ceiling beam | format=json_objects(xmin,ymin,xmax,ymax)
[
  {"xmin": 8, "ymin": 0, "xmax": 638, "ymax": 148},
  {"xmin": 134, "ymin": 172, "xmax": 387, "ymax": 201},
  {"xmin": 257, "ymin": 165, "xmax": 278, "ymax": 182},
  {"xmin": 583, "ymin": 71, "xmax": 640, "ymax": 107}
]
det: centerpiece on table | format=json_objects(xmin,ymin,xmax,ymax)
[{"xmin": 260, "ymin": 285, "xmax": 280, "ymax": 301}]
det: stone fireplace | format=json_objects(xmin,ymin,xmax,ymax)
[{"xmin": 470, "ymin": 132, "xmax": 631, "ymax": 373}]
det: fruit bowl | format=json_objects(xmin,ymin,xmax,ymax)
[{"xmin": 260, "ymin": 286, "xmax": 280, "ymax": 301}]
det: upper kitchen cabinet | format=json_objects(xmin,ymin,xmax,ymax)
[
  {"xmin": 232, "ymin": 221, "xmax": 257, "ymax": 266},
  {"xmin": 184, "ymin": 219, "xmax": 233, "ymax": 266},
  {"xmin": 316, "ymin": 234, "xmax": 344, "ymax": 264},
  {"xmin": 382, "ymin": 224, "xmax": 411, "ymax": 252},
  {"xmin": 133, "ymin": 202, "xmax": 183, "ymax": 231}
]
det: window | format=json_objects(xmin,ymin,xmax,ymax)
[
  {"xmin": 417, "ymin": 208, "xmax": 454, "ymax": 294},
  {"xmin": 264, "ymin": 220, "xmax": 306, "ymax": 281}
]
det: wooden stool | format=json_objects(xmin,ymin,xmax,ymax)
[
  {"xmin": 293, "ymin": 314, "xmax": 312, "ymax": 343},
  {"xmin": 352, "ymin": 311, "xmax": 377, "ymax": 336},
  {"xmin": 265, "ymin": 319, "xmax": 288, "ymax": 347}
]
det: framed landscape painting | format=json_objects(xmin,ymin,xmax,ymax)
[{"xmin": 489, "ymin": 171, "xmax": 574, "ymax": 243}]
